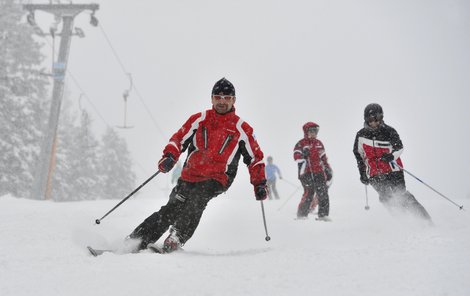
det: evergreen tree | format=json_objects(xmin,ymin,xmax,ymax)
[
  {"xmin": 0, "ymin": 0, "xmax": 49, "ymax": 197},
  {"xmin": 0, "ymin": 1, "xmax": 136, "ymax": 201},
  {"xmin": 51, "ymin": 96, "xmax": 102, "ymax": 201},
  {"xmin": 72, "ymin": 109, "xmax": 100, "ymax": 200},
  {"xmin": 50, "ymin": 95, "xmax": 76, "ymax": 201},
  {"xmin": 97, "ymin": 127, "xmax": 136, "ymax": 199}
]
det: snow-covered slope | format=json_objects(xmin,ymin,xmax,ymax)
[{"xmin": 1, "ymin": 193, "xmax": 469, "ymax": 296}]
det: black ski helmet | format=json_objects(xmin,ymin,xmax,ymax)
[
  {"xmin": 364, "ymin": 103, "xmax": 383, "ymax": 121},
  {"xmin": 212, "ymin": 77, "xmax": 235, "ymax": 96}
]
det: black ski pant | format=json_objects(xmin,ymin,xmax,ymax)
[
  {"xmin": 129, "ymin": 179, "xmax": 225, "ymax": 250},
  {"xmin": 370, "ymin": 171, "xmax": 431, "ymax": 221},
  {"xmin": 297, "ymin": 172, "xmax": 329, "ymax": 218}
]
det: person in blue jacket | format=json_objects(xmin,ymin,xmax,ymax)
[{"xmin": 265, "ymin": 156, "xmax": 282, "ymax": 200}]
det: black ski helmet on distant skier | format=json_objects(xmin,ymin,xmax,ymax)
[
  {"xmin": 212, "ymin": 77, "xmax": 235, "ymax": 96},
  {"xmin": 364, "ymin": 103, "xmax": 384, "ymax": 121}
]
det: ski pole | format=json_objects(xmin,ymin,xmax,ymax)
[
  {"xmin": 280, "ymin": 178, "xmax": 299, "ymax": 188},
  {"xmin": 277, "ymin": 186, "xmax": 302, "ymax": 211},
  {"xmin": 260, "ymin": 201, "xmax": 271, "ymax": 241},
  {"xmin": 95, "ymin": 171, "xmax": 161, "ymax": 224},
  {"xmin": 392, "ymin": 162, "xmax": 464, "ymax": 210},
  {"xmin": 364, "ymin": 185, "xmax": 370, "ymax": 210}
]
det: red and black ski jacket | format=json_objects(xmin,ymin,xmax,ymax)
[
  {"xmin": 353, "ymin": 121, "xmax": 404, "ymax": 178},
  {"xmin": 161, "ymin": 107, "xmax": 266, "ymax": 189},
  {"xmin": 293, "ymin": 124, "xmax": 332, "ymax": 178}
]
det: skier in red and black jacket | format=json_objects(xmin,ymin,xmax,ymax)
[
  {"xmin": 128, "ymin": 78, "xmax": 268, "ymax": 253},
  {"xmin": 293, "ymin": 122, "xmax": 333, "ymax": 220},
  {"xmin": 353, "ymin": 103, "xmax": 431, "ymax": 221}
]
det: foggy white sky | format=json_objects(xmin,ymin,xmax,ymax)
[{"xmin": 31, "ymin": 0, "xmax": 470, "ymax": 202}]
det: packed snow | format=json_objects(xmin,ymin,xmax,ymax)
[{"xmin": 1, "ymin": 187, "xmax": 469, "ymax": 296}]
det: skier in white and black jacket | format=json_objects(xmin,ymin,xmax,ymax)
[{"xmin": 353, "ymin": 103, "xmax": 431, "ymax": 221}]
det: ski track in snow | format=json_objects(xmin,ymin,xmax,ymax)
[{"xmin": 1, "ymin": 194, "xmax": 469, "ymax": 296}]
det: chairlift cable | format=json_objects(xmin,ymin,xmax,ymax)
[
  {"xmin": 98, "ymin": 22, "xmax": 167, "ymax": 140},
  {"xmin": 41, "ymin": 36, "xmax": 110, "ymax": 127},
  {"xmin": 39, "ymin": 32, "xmax": 152, "ymax": 178},
  {"xmin": 67, "ymin": 71, "xmax": 110, "ymax": 126}
]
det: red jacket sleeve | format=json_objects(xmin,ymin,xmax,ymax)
[
  {"xmin": 162, "ymin": 112, "xmax": 202, "ymax": 160},
  {"xmin": 240, "ymin": 121, "xmax": 266, "ymax": 186},
  {"xmin": 293, "ymin": 141, "xmax": 304, "ymax": 162},
  {"xmin": 318, "ymin": 140, "xmax": 332, "ymax": 172}
]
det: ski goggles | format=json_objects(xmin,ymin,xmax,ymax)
[
  {"xmin": 307, "ymin": 126, "xmax": 319, "ymax": 133},
  {"xmin": 367, "ymin": 114, "xmax": 383, "ymax": 123},
  {"xmin": 212, "ymin": 95, "xmax": 235, "ymax": 101}
]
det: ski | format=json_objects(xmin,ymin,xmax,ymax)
[
  {"xmin": 315, "ymin": 216, "xmax": 332, "ymax": 222},
  {"xmin": 147, "ymin": 243, "xmax": 167, "ymax": 254},
  {"xmin": 147, "ymin": 243, "xmax": 184, "ymax": 254},
  {"xmin": 294, "ymin": 217, "xmax": 309, "ymax": 220},
  {"xmin": 87, "ymin": 244, "xmax": 180, "ymax": 256},
  {"xmin": 87, "ymin": 246, "xmax": 114, "ymax": 257}
]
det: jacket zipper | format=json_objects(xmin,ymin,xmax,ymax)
[
  {"xmin": 203, "ymin": 126, "xmax": 208, "ymax": 149},
  {"xmin": 372, "ymin": 137, "xmax": 381, "ymax": 174},
  {"xmin": 218, "ymin": 135, "xmax": 233, "ymax": 154}
]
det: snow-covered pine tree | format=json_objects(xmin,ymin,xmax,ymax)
[
  {"xmin": 0, "ymin": 0, "xmax": 49, "ymax": 197},
  {"xmin": 96, "ymin": 127, "xmax": 136, "ymax": 199},
  {"xmin": 50, "ymin": 95, "xmax": 77, "ymax": 201},
  {"xmin": 71, "ymin": 109, "xmax": 100, "ymax": 200},
  {"xmin": 51, "ymin": 95, "xmax": 102, "ymax": 201}
]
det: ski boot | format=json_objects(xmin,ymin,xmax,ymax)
[{"xmin": 162, "ymin": 230, "xmax": 183, "ymax": 253}]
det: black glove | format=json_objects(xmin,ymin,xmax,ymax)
[
  {"xmin": 360, "ymin": 172, "xmax": 369, "ymax": 185},
  {"xmin": 302, "ymin": 148, "xmax": 310, "ymax": 158},
  {"xmin": 324, "ymin": 168, "xmax": 333, "ymax": 181},
  {"xmin": 254, "ymin": 183, "xmax": 268, "ymax": 201},
  {"xmin": 380, "ymin": 153, "xmax": 394, "ymax": 163},
  {"xmin": 158, "ymin": 153, "xmax": 176, "ymax": 173}
]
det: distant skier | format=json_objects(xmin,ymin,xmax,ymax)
[
  {"xmin": 293, "ymin": 122, "xmax": 333, "ymax": 220},
  {"xmin": 353, "ymin": 103, "xmax": 431, "ymax": 221},
  {"xmin": 265, "ymin": 156, "xmax": 282, "ymax": 200},
  {"xmin": 127, "ymin": 78, "xmax": 268, "ymax": 253}
]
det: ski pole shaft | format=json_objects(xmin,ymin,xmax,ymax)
[
  {"xmin": 280, "ymin": 178, "xmax": 299, "ymax": 188},
  {"xmin": 95, "ymin": 171, "xmax": 161, "ymax": 224},
  {"xmin": 277, "ymin": 186, "xmax": 302, "ymax": 211},
  {"xmin": 260, "ymin": 201, "xmax": 271, "ymax": 241},
  {"xmin": 364, "ymin": 185, "xmax": 370, "ymax": 210},
  {"xmin": 393, "ymin": 162, "xmax": 464, "ymax": 210}
]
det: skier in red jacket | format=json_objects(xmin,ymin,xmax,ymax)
[
  {"xmin": 128, "ymin": 78, "xmax": 268, "ymax": 253},
  {"xmin": 353, "ymin": 103, "xmax": 431, "ymax": 221},
  {"xmin": 293, "ymin": 122, "xmax": 333, "ymax": 220}
]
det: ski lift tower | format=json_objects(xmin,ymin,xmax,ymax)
[{"xmin": 24, "ymin": 3, "xmax": 99, "ymax": 200}]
